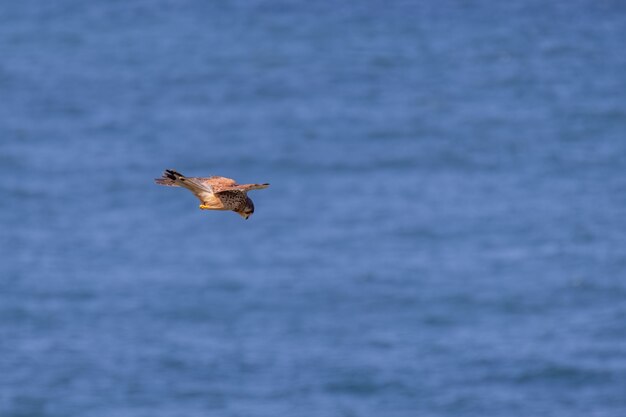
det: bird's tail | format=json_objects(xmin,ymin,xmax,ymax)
[
  {"xmin": 154, "ymin": 169, "xmax": 185, "ymax": 187},
  {"xmin": 155, "ymin": 169, "xmax": 214, "ymax": 195}
]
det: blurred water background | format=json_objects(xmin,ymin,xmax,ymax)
[{"xmin": 1, "ymin": 1, "xmax": 626, "ymax": 416}]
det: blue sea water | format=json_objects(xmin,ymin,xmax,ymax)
[{"xmin": 1, "ymin": 1, "xmax": 626, "ymax": 416}]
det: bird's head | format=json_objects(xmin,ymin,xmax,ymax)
[{"xmin": 235, "ymin": 197, "xmax": 255, "ymax": 220}]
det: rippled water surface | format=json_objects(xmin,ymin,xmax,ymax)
[{"xmin": 2, "ymin": 1, "xmax": 626, "ymax": 416}]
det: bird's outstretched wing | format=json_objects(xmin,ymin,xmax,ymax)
[
  {"xmin": 200, "ymin": 176, "xmax": 270, "ymax": 194},
  {"xmin": 219, "ymin": 183, "xmax": 270, "ymax": 193}
]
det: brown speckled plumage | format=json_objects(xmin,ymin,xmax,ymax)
[
  {"xmin": 213, "ymin": 190, "xmax": 248, "ymax": 211},
  {"xmin": 155, "ymin": 169, "xmax": 269, "ymax": 219}
]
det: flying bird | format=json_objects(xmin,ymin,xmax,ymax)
[{"xmin": 155, "ymin": 169, "xmax": 269, "ymax": 219}]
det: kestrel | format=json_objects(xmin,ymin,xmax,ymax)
[{"xmin": 155, "ymin": 169, "xmax": 269, "ymax": 219}]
